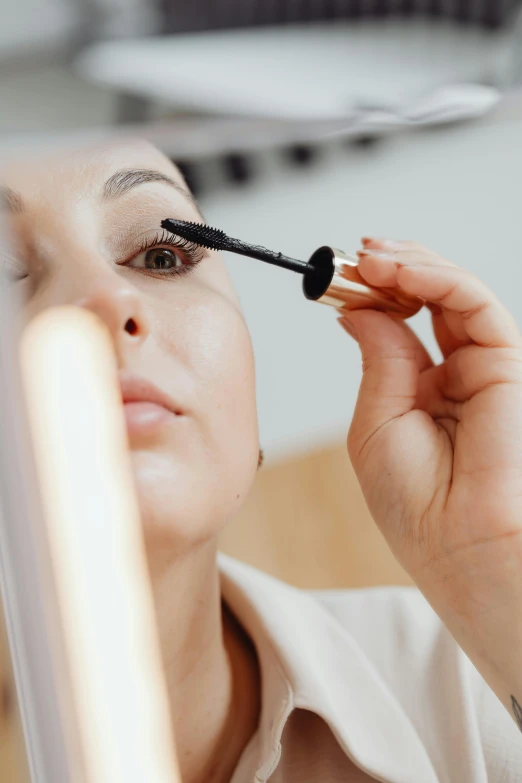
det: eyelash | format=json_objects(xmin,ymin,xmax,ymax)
[{"xmin": 125, "ymin": 229, "xmax": 206, "ymax": 279}]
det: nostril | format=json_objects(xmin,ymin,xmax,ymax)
[{"xmin": 124, "ymin": 318, "xmax": 138, "ymax": 336}]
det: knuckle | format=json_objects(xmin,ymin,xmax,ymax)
[{"xmin": 460, "ymin": 297, "xmax": 491, "ymax": 322}]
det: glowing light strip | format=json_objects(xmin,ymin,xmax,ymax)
[{"xmin": 20, "ymin": 307, "xmax": 181, "ymax": 783}]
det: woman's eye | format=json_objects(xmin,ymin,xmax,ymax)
[
  {"xmin": 128, "ymin": 247, "xmax": 184, "ymax": 271},
  {"xmin": 2, "ymin": 256, "xmax": 28, "ymax": 282}
]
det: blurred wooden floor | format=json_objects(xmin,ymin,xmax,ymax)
[
  {"xmin": 0, "ymin": 615, "xmax": 29, "ymax": 782},
  {"xmin": 1, "ymin": 441, "xmax": 411, "ymax": 781}
]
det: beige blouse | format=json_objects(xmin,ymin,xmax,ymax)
[{"xmin": 219, "ymin": 554, "xmax": 522, "ymax": 783}]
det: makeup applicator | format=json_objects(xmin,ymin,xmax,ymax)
[{"xmin": 161, "ymin": 219, "xmax": 423, "ymax": 319}]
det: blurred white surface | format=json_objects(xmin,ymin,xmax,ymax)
[
  {"xmin": 0, "ymin": 67, "xmax": 117, "ymax": 134},
  {"xmin": 0, "ymin": 0, "xmax": 159, "ymax": 61},
  {"xmin": 0, "ymin": 0, "xmax": 80, "ymax": 60},
  {"xmin": 77, "ymin": 20, "xmax": 516, "ymax": 120}
]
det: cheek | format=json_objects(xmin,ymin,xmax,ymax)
[
  {"xmin": 156, "ymin": 289, "xmax": 258, "ymax": 453},
  {"xmin": 141, "ymin": 291, "xmax": 259, "ymax": 545},
  {"xmin": 188, "ymin": 300, "xmax": 257, "ymax": 432}
]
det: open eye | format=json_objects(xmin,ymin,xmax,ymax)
[{"xmin": 127, "ymin": 247, "xmax": 184, "ymax": 272}]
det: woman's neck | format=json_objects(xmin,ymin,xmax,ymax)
[{"xmin": 146, "ymin": 541, "xmax": 261, "ymax": 783}]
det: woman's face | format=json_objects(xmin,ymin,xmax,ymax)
[{"xmin": 2, "ymin": 140, "xmax": 259, "ymax": 551}]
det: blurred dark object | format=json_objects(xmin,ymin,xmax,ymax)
[
  {"xmin": 161, "ymin": 0, "xmax": 522, "ymax": 32},
  {"xmin": 350, "ymin": 135, "xmax": 382, "ymax": 147},
  {"xmin": 287, "ymin": 144, "xmax": 318, "ymax": 165},
  {"xmin": 223, "ymin": 153, "xmax": 254, "ymax": 185},
  {"xmin": 174, "ymin": 160, "xmax": 202, "ymax": 196}
]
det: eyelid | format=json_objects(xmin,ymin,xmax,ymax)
[
  {"xmin": 2, "ymin": 251, "xmax": 28, "ymax": 281},
  {"xmin": 117, "ymin": 228, "xmax": 200, "ymax": 260},
  {"xmin": 119, "ymin": 228, "xmax": 206, "ymax": 278}
]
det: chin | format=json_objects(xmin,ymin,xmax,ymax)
[{"xmin": 128, "ymin": 447, "xmax": 257, "ymax": 553}]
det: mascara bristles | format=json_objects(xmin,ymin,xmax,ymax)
[
  {"xmin": 161, "ymin": 218, "xmax": 313, "ymax": 276},
  {"xmin": 161, "ymin": 219, "xmax": 228, "ymax": 251}
]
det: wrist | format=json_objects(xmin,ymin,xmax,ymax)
[{"xmin": 413, "ymin": 535, "xmax": 522, "ymax": 716}]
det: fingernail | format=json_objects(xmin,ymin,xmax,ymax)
[
  {"xmin": 338, "ymin": 316, "xmax": 359, "ymax": 340},
  {"xmin": 379, "ymin": 239, "xmax": 407, "ymax": 249},
  {"xmin": 362, "ymin": 236, "xmax": 401, "ymax": 246},
  {"xmin": 357, "ymin": 249, "xmax": 396, "ymax": 260}
]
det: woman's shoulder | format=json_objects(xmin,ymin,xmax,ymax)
[
  {"xmin": 310, "ymin": 582, "xmax": 430, "ymax": 622},
  {"xmin": 310, "ymin": 582, "xmax": 522, "ymax": 775},
  {"xmin": 310, "ymin": 584, "xmax": 442, "ymax": 657},
  {"xmin": 308, "ymin": 583, "xmax": 465, "ymax": 689},
  {"xmin": 311, "ymin": 583, "xmax": 522, "ymax": 767},
  {"xmin": 222, "ymin": 554, "xmax": 452, "ymax": 676},
  {"xmin": 221, "ymin": 555, "xmax": 522, "ymax": 780},
  {"xmin": 307, "ymin": 584, "xmax": 455, "ymax": 685},
  {"xmin": 222, "ymin": 554, "xmax": 480, "ymax": 697}
]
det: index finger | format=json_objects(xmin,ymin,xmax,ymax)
[{"xmin": 397, "ymin": 263, "xmax": 521, "ymax": 349}]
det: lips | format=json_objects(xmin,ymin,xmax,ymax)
[
  {"xmin": 118, "ymin": 373, "xmax": 183, "ymax": 438},
  {"xmin": 118, "ymin": 372, "xmax": 182, "ymax": 416}
]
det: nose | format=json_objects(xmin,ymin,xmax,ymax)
[{"xmin": 73, "ymin": 271, "xmax": 150, "ymax": 356}]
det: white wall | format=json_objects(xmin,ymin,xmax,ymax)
[{"xmin": 0, "ymin": 66, "xmax": 116, "ymax": 134}]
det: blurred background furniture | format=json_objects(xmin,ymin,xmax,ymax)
[
  {"xmin": 77, "ymin": 4, "xmax": 522, "ymax": 125},
  {"xmin": 160, "ymin": 0, "xmax": 522, "ymax": 31}
]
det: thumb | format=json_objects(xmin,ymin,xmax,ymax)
[{"xmin": 339, "ymin": 309, "xmax": 432, "ymax": 467}]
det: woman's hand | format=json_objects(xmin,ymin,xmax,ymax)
[{"xmin": 340, "ymin": 239, "xmax": 522, "ymax": 729}]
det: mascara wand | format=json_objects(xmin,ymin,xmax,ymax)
[
  {"xmin": 160, "ymin": 218, "xmax": 423, "ymax": 319},
  {"xmin": 161, "ymin": 219, "xmax": 312, "ymax": 275}
]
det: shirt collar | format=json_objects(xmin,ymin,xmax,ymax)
[{"xmin": 219, "ymin": 553, "xmax": 438, "ymax": 783}]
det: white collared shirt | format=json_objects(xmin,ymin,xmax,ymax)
[{"xmin": 219, "ymin": 554, "xmax": 522, "ymax": 783}]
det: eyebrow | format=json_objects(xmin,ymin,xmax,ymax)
[
  {"xmin": 0, "ymin": 186, "xmax": 24, "ymax": 213},
  {"xmin": 0, "ymin": 167, "xmax": 203, "ymax": 218},
  {"xmin": 102, "ymin": 168, "xmax": 202, "ymax": 216}
]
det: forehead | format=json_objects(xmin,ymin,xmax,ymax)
[{"xmin": 1, "ymin": 139, "xmax": 186, "ymax": 202}]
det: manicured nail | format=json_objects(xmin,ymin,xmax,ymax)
[
  {"xmin": 363, "ymin": 237, "xmax": 405, "ymax": 249},
  {"xmin": 357, "ymin": 249, "xmax": 396, "ymax": 260},
  {"xmin": 338, "ymin": 316, "xmax": 359, "ymax": 340},
  {"xmin": 379, "ymin": 239, "xmax": 407, "ymax": 249}
]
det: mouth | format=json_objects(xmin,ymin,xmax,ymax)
[{"xmin": 118, "ymin": 372, "xmax": 183, "ymax": 438}]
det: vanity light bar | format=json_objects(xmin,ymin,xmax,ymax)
[{"xmin": 20, "ymin": 307, "xmax": 181, "ymax": 783}]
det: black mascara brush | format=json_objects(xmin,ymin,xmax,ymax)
[
  {"xmin": 161, "ymin": 219, "xmax": 312, "ymax": 276},
  {"xmin": 160, "ymin": 218, "xmax": 422, "ymax": 319}
]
